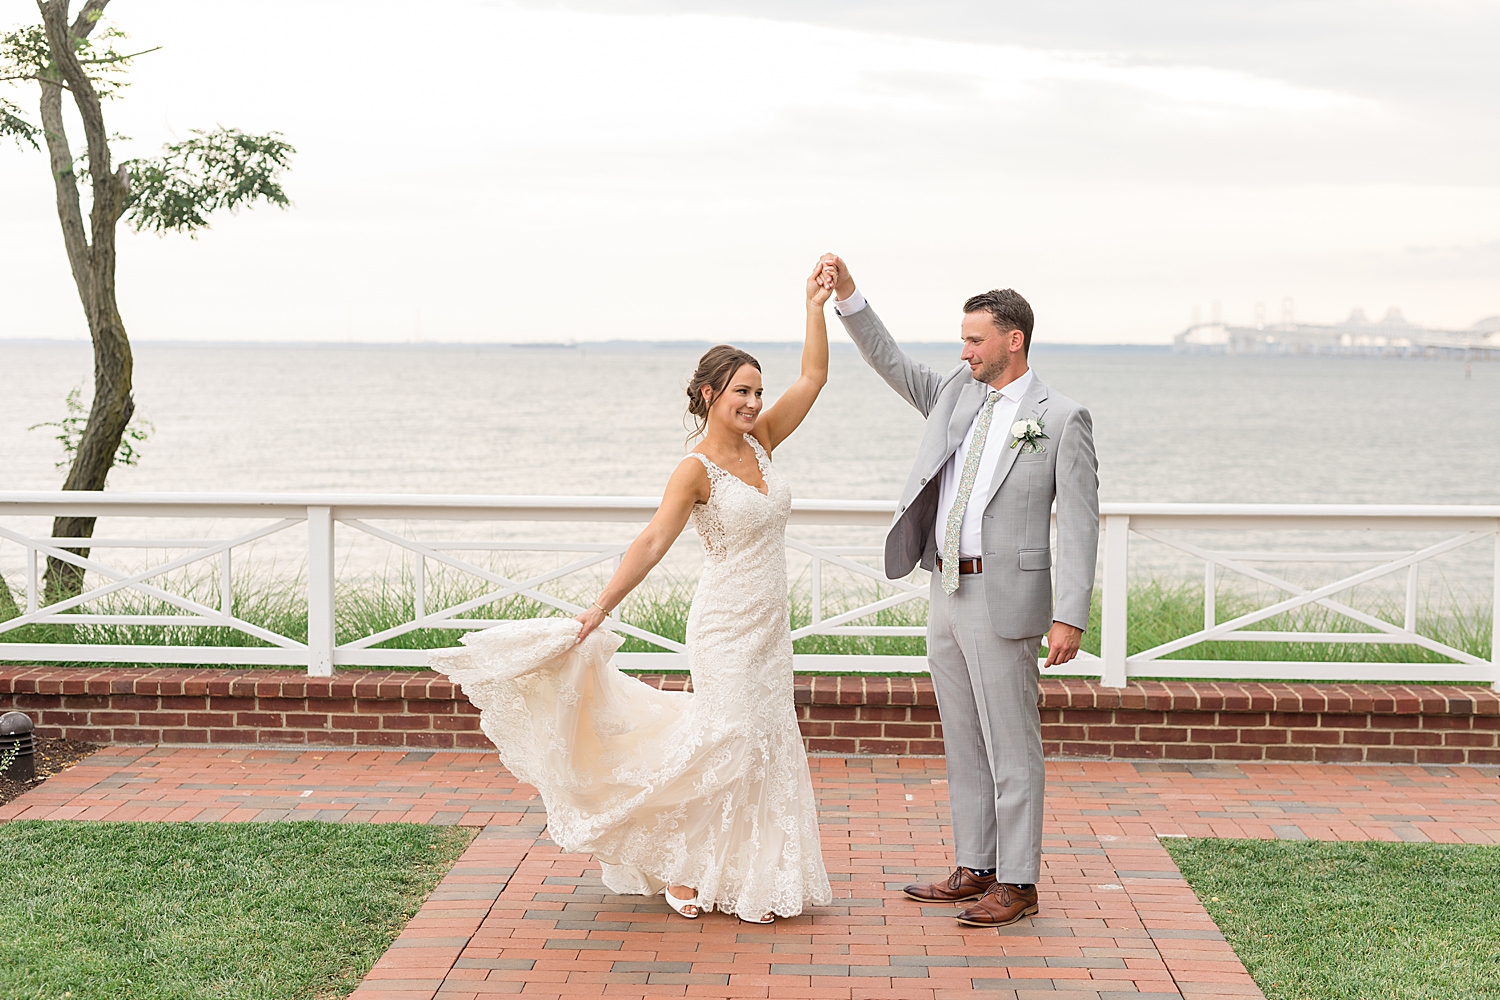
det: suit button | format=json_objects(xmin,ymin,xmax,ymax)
[{"xmin": 919, "ymin": 477, "xmax": 927, "ymax": 485}]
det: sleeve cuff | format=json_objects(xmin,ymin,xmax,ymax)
[{"xmin": 833, "ymin": 289, "xmax": 867, "ymax": 316}]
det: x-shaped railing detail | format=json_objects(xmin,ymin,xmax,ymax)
[
  {"xmin": 1131, "ymin": 528, "xmax": 1489, "ymax": 667},
  {"xmin": 785, "ymin": 538, "xmax": 924, "ymax": 639},
  {"xmin": 2, "ymin": 496, "xmax": 1494, "ymax": 685},
  {"xmin": 0, "ymin": 519, "xmax": 306, "ymax": 648},
  {"xmin": 337, "ymin": 519, "xmax": 685, "ymax": 653}
]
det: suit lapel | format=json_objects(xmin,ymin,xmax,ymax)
[
  {"xmin": 983, "ymin": 376, "xmax": 1050, "ymax": 508},
  {"xmin": 947, "ymin": 380, "xmax": 988, "ymax": 453}
]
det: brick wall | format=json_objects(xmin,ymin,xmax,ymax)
[
  {"xmin": 1037, "ymin": 678, "xmax": 1500, "ymax": 765},
  {"xmin": 2, "ymin": 667, "xmax": 1497, "ymax": 763},
  {"xmin": 0, "ymin": 668, "xmax": 489, "ymax": 750}
]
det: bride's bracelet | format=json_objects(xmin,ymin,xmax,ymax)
[{"xmin": 590, "ymin": 601, "xmax": 611, "ymax": 616}]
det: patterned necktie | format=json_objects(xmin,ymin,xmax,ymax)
[{"xmin": 942, "ymin": 390, "xmax": 1001, "ymax": 596}]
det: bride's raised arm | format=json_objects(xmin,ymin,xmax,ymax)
[
  {"xmin": 753, "ymin": 262, "xmax": 832, "ymax": 455},
  {"xmin": 574, "ymin": 456, "xmax": 709, "ymax": 643}
]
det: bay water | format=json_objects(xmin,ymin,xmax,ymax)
[{"xmin": 3, "ymin": 340, "xmax": 1497, "ymax": 602}]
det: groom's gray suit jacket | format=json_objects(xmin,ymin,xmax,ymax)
[{"xmin": 840, "ymin": 305, "xmax": 1100, "ymax": 640}]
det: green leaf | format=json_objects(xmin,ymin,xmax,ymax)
[
  {"xmin": 124, "ymin": 127, "xmax": 295, "ymax": 235},
  {"xmin": 0, "ymin": 96, "xmax": 38, "ymax": 148},
  {"xmin": 28, "ymin": 387, "xmax": 154, "ymax": 470}
]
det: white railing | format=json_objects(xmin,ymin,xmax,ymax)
[{"xmin": 1, "ymin": 493, "xmax": 1497, "ymax": 690}]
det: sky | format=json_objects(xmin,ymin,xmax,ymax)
[{"xmin": 1, "ymin": 0, "xmax": 1497, "ymax": 344}]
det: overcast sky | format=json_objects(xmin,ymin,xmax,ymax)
[{"xmin": 2, "ymin": 0, "xmax": 1496, "ymax": 344}]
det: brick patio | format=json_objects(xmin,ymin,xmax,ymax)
[{"xmin": 5, "ymin": 748, "xmax": 1499, "ymax": 999}]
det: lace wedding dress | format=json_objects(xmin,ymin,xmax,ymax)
[{"xmin": 429, "ymin": 434, "xmax": 831, "ymax": 919}]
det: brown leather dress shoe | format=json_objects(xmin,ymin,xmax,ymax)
[
  {"xmin": 903, "ymin": 867, "xmax": 997, "ymax": 902},
  {"xmin": 955, "ymin": 882, "xmax": 1039, "ymax": 927}
]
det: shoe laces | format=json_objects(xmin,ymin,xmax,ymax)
[{"xmin": 982, "ymin": 882, "xmax": 1017, "ymax": 905}]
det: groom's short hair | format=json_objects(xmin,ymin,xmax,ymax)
[{"xmin": 964, "ymin": 289, "xmax": 1034, "ymax": 353}]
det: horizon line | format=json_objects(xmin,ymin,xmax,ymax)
[{"xmin": 1, "ymin": 337, "xmax": 1170, "ymax": 350}]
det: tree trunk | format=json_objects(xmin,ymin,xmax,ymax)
[{"xmin": 36, "ymin": 0, "xmax": 135, "ymax": 602}]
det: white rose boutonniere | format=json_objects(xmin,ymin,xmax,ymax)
[{"xmin": 1009, "ymin": 416, "xmax": 1048, "ymax": 454}]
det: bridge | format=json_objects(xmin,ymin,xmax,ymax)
[{"xmin": 1175, "ymin": 307, "xmax": 1500, "ymax": 359}]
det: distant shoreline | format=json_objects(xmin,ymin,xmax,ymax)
[{"xmin": 1, "ymin": 338, "xmax": 1173, "ymax": 352}]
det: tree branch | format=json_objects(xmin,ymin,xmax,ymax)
[
  {"xmin": 1, "ymin": 96, "xmax": 41, "ymax": 146},
  {"xmin": 0, "ymin": 72, "xmax": 70, "ymax": 86},
  {"xmin": 37, "ymin": 67, "xmax": 92, "ymax": 311},
  {"xmin": 127, "ymin": 128, "xmax": 295, "ymax": 234},
  {"xmin": 78, "ymin": 43, "xmax": 159, "ymax": 65},
  {"xmin": 68, "ymin": 0, "xmax": 108, "ymax": 40},
  {"xmin": 38, "ymin": 1, "xmax": 122, "ymax": 223}
]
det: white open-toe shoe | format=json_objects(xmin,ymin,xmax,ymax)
[
  {"xmin": 663, "ymin": 888, "xmax": 700, "ymax": 919},
  {"xmin": 738, "ymin": 911, "xmax": 775, "ymax": 925}
]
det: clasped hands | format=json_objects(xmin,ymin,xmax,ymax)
[{"xmin": 811, "ymin": 253, "xmax": 854, "ymax": 305}]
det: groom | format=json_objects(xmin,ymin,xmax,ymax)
[{"xmin": 818, "ymin": 255, "xmax": 1099, "ymax": 927}]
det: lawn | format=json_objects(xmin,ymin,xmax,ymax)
[
  {"xmin": 1165, "ymin": 837, "xmax": 1500, "ymax": 1000},
  {"xmin": 0, "ymin": 821, "xmax": 473, "ymax": 1000}
]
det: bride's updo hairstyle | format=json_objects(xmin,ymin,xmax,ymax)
[{"xmin": 686, "ymin": 345, "xmax": 761, "ymax": 441}]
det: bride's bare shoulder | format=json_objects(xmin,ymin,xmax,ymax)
[{"xmin": 670, "ymin": 452, "xmax": 713, "ymax": 503}]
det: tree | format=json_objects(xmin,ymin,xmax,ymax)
[{"xmin": 1, "ymin": 0, "xmax": 294, "ymax": 602}]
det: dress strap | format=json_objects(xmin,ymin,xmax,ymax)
[
  {"xmin": 683, "ymin": 451, "xmax": 728, "ymax": 484},
  {"xmin": 742, "ymin": 434, "xmax": 772, "ymax": 476}
]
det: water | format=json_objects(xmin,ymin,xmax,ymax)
[
  {"xmin": 5, "ymin": 341, "xmax": 1498, "ymax": 504},
  {"xmin": 3, "ymin": 341, "xmax": 1497, "ymax": 604}
]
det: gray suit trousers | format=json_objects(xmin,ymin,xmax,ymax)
[{"xmin": 928, "ymin": 572, "xmax": 1045, "ymax": 882}]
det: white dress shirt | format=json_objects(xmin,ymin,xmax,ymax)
[
  {"xmin": 832, "ymin": 288, "xmax": 868, "ymax": 317},
  {"xmin": 834, "ymin": 288, "xmax": 1031, "ymax": 560},
  {"xmin": 936, "ymin": 370, "xmax": 1032, "ymax": 558}
]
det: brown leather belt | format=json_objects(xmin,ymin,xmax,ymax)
[{"xmin": 935, "ymin": 556, "xmax": 982, "ymax": 575}]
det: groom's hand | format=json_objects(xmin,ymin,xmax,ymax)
[
  {"xmin": 807, "ymin": 261, "xmax": 835, "ymax": 307},
  {"xmin": 818, "ymin": 253, "xmax": 856, "ymax": 302},
  {"xmin": 1042, "ymin": 622, "xmax": 1083, "ymax": 668}
]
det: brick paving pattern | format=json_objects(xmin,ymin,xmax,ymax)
[{"xmin": 6, "ymin": 748, "xmax": 1500, "ymax": 997}]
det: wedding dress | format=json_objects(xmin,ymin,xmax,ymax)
[{"xmin": 428, "ymin": 434, "xmax": 831, "ymax": 919}]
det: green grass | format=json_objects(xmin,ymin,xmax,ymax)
[
  {"xmin": 789, "ymin": 587, "xmax": 928, "ymax": 657},
  {"xmin": 1165, "ymin": 838, "xmax": 1500, "ymax": 1000},
  {"xmin": 1, "ymin": 570, "xmax": 1489, "ymax": 670},
  {"xmin": 1078, "ymin": 578, "xmax": 1491, "ymax": 665},
  {"xmin": 0, "ymin": 821, "xmax": 472, "ymax": 1000}
]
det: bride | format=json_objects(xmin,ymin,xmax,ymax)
[{"xmin": 429, "ymin": 263, "xmax": 839, "ymax": 923}]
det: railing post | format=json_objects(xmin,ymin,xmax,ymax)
[
  {"xmin": 1404, "ymin": 563, "xmax": 1419, "ymax": 633},
  {"xmin": 414, "ymin": 555, "xmax": 426, "ymax": 621},
  {"xmin": 307, "ymin": 506, "xmax": 335, "ymax": 677},
  {"xmin": 220, "ymin": 549, "xmax": 234, "ymax": 616},
  {"xmin": 25, "ymin": 545, "xmax": 37, "ymax": 614},
  {"xmin": 1204, "ymin": 559, "xmax": 1216, "ymax": 631},
  {"xmin": 1099, "ymin": 514, "xmax": 1130, "ymax": 688},
  {"xmin": 1491, "ymin": 525, "xmax": 1500, "ymax": 693},
  {"xmin": 810, "ymin": 556, "xmax": 822, "ymax": 629}
]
